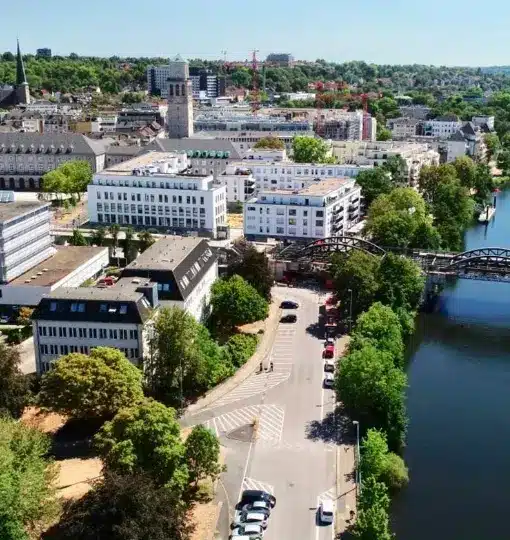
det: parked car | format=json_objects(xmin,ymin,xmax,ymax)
[
  {"xmin": 280, "ymin": 314, "xmax": 297, "ymax": 323},
  {"xmin": 239, "ymin": 490, "xmax": 276, "ymax": 509},
  {"xmin": 280, "ymin": 300, "xmax": 299, "ymax": 309},
  {"xmin": 232, "ymin": 511, "xmax": 268, "ymax": 529},
  {"xmin": 230, "ymin": 524, "xmax": 265, "ymax": 538},
  {"xmin": 323, "ymin": 372, "xmax": 335, "ymax": 389},
  {"xmin": 319, "ymin": 499, "xmax": 335, "ymax": 524},
  {"xmin": 324, "ymin": 359, "xmax": 335, "ymax": 373},
  {"xmin": 241, "ymin": 501, "xmax": 272, "ymax": 516},
  {"xmin": 323, "ymin": 344, "xmax": 335, "ymax": 359}
]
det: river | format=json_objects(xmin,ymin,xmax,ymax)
[{"xmin": 392, "ymin": 188, "xmax": 510, "ymax": 540}]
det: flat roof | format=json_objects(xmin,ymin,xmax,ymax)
[
  {"xmin": 10, "ymin": 246, "xmax": 107, "ymax": 287},
  {"xmin": 0, "ymin": 201, "xmax": 49, "ymax": 223},
  {"xmin": 259, "ymin": 178, "xmax": 353, "ymax": 197},
  {"xmin": 47, "ymin": 285, "xmax": 142, "ymax": 302},
  {"xmin": 103, "ymin": 151, "xmax": 185, "ymax": 175},
  {"xmin": 125, "ymin": 236, "xmax": 205, "ymax": 272}
]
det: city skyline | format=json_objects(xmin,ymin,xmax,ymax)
[{"xmin": 1, "ymin": 0, "xmax": 510, "ymax": 67}]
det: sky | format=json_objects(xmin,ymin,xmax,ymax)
[{"xmin": 1, "ymin": 0, "xmax": 509, "ymax": 66}]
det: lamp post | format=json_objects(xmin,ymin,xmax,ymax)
[
  {"xmin": 353, "ymin": 420, "xmax": 361, "ymax": 494},
  {"xmin": 347, "ymin": 288, "xmax": 353, "ymax": 334}
]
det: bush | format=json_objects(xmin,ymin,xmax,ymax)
[
  {"xmin": 380, "ymin": 452, "xmax": 409, "ymax": 491},
  {"xmin": 222, "ymin": 334, "xmax": 258, "ymax": 368}
]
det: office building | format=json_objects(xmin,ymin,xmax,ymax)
[
  {"xmin": 0, "ymin": 246, "xmax": 108, "ymax": 307},
  {"xmin": 217, "ymin": 164, "xmax": 256, "ymax": 203},
  {"xmin": 121, "ymin": 236, "xmax": 218, "ymax": 321},
  {"xmin": 422, "ymin": 115, "xmax": 462, "ymax": 138},
  {"xmin": 32, "ymin": 277, "xmax": 158, "ymax": 374},
  {"xmin": 265, "ymin": 53, "xmax": 295, "ymax": 67},
  {"xmin": 165, "ymin": 55, "xmax": 193, "ymax": 139},
  {"xmin": 87, "ymin": 152, "xmax": 227, "ymax": 237},
  {"xmin": 0, "ymin": 132, "xmax": 109, "ymax": 190},
  {"xmin": 0, "ymin": 200, "xmax": 54, "ymax": 283},
  {"xmin": 189, "ymin": 68, "xmax": 224, "ymax": 99},
  {"xmin": 244, "ymin": 178, "xmax": 361, "ymax": 242},
  {"xmin": 36, "ymin": 48, "xmax": 52, "ymax": 58}
]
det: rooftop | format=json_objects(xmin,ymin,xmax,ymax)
[
  {"xmin": 125, "ymin": 236, "xmax": 205, "ymax": 271},
  {"xmin": 102, "ymin": 151, "xmax": 186, "ymax": 176},
  {"xmin": 0, "ymin": 201, "xmax": 48, "ymax": 223},
  {"xmin": 259, "ymin": 178, "xmax": 353, "ymax": 197},
  {"xmin": 10, "ymin": 246, "xmax": 107, "ymax": 287},
  {"xmin": 46, "ymin": 283, "xmax": 144, "ymax": 302}
]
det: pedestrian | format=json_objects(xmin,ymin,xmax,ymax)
[
  {"xmin": 270, "ymin": 361, "xmax": 274, "ymax": 372},
  {"xmin": 259, "ymin": 361, "xmax": 263, "ymax": 373}
]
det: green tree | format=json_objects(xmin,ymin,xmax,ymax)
[
  {"xmin": 43, "ymin": 472, "xmax": 193, "ymax": 540},
  {"xmin": 95, "ymin": 399, "xmax": 189, "ymax": 494},
  {"xmin": 16, "ymin": 306, "xmax": 34, "ymax": 326},
  {"xmin": 210, "ymin": 275, "xmax": 269, "ymax": 331},
  {"xmin": 376, "ymin": 253, "xmax": 425, "ymax": 312},
  {"xmin": 122, "ymin": 227, "xmax": 137, "ymax": 263},
  {"xmin": 69, "ymin": 228, "xmax": 88, "ymax": 246},
  {"xmin": 59, "ymin": 160, "xmax": 92, "ymax": 198},
  {"xmin": 377, "ymin": 127, "xmax": 392, "ymax": 141},
  {"xmin": 453, "ymin": 155, "xmax": 477, "ymax": 189},
  {"xmin": 41, "ymin": 169, "xmax": 67, "ymax": 198},
  {"xmin": 484, "ymin": 132, "xmax": 500, "ymax": 161},
  {"xmin": 355, "ymin": 168, "xmax": 393, "ymax": 209},
  {"xmin": 410, "ymin": 220, "xmax": 442, "ymax": 250},
  {"xmin": 38, "ymin": 347, "xmax": 144, "ymax": 419},
  {"xmin": 330, "ymin": 251, "xmax": 380, "ymax": 321},
  {"xmin": 352, "ymin": 476, "xmax": 393, "ymax": 540},
  {"xmin": 253, "ymin": 136, "xmax": 285, "ymax": 150},
  {"xmin": 108, "ymin": 223, "xmax": 121, "ymax": 257},
  {"xmin": 0, "ymin": 343, "xmax": 30, "ymax": 418},
  {"xmin": 90, "ymin": 226, "xmax": 106, "ymax": 246},
  {"xmin": 138, "ymin": 230, "xmax": 155, "ymax": 253},
  {"xmin": 418, "ymin": 163, "xmax": 458, "ymax": 203},
  {"xmin": 227, "ymin": 240, "xmax": 274, "ymax": 300},
  {"xmin": 335, "ymin": 345, "xmax": 407, "ymax": 451},
  {"xmin": 231, "ymin": 68, "xmax": 252, "ymax": 88},
  {"xmin": 292, "ymin": 136, "xmax": 333, "ymax": 163},
  {"xmin": 222, "ymin": 333, "xmax": 258, "ymax": 368},
  {"xmin": 382, "ymin": 155, "xmax": 408, "ymax": 185},
  {"xmin": 185, "ymin": 425, "xmax": 223, "ymax": 487},
  {"xmin": 349, "ymin": 302, "xmax": 404, "ymax": 366},
  {"xmin": 0, "ymin": 418, "xmax": 60, "ymax": 539}
]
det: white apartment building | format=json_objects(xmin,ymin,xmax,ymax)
[
  {"xmin": 217, "ymin": 164, "xmax": 256, "ymax": 203},
  {"xmin": 332, "ymin": 141, "xmax": 440, "ymax": 186},
  {"xmin": 87, "ymin": 152, "xmax": 227, "ymax": 238},
  {"xmin": 0, "ymin": 246, "xmax": 108, "ymax": 307},
  {"xmin": 242, "ymin": 161, "xmax": 369, "ymax": 192},
  {"xmin": 32, "ymin": 278, "xmax": 157, "ymax": 374},
  {"xmin": 423, "ymin": 115, "xmax": 462, "ymax": 138},
  {"xmin": 244, "ymin": 178, "xmax": 361, "ymax": 241},
  {"xmin": 0, "ymin": 200, "xmax": 54, "ymax": 283},
  {"xmin": 244, "ymin": 148, "xmax": 288, "ymax": 162},
  {"xmin": 386, "ymin": 117, "xmax": 420, "ymax": 139},
  {"xmin": 472, "ymin": 115, "xmax": 495, "ymax": 131}
]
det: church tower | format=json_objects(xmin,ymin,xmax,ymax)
[
  {"xmin": 166, "ymin": 55, "xmax": 193, "ymax": 139},
  {"xmin": 15, "ymin": 40, "xmax": 30, "ymax": 105}
]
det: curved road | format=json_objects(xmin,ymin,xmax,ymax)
[{"xmin": 186, "ymin": 287, "xmax": 339, "ymax": 540}]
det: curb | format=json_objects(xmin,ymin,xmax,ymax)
[{"xmin": 185, "ymin": 301, "xmax": 281, "ymax": 416}]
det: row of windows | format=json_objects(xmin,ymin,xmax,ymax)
[
  {"xmin": 40, "ymin": 345, "xmax": 139, "ymax": 359},
  {"xmin": 38, "ymin": 326, "xmax": 138, "ymax": 340},
  {"xmin": 49, "ymin": 302, "xmax": 130, "ymax": 314},
  {"xmin": 97, "ymin": 204, "xmax": 207, "ymax": 216},
  {"xmin": 97, "ymin": 214, "xmax": 207, "ymax": 228},
  {"xmin": 247, "ymin": 206, "xmax": 324, "ymax": 217},
  {"xmin": 98, "ymin": 192, "xmax": 206, "ymax": 205}
]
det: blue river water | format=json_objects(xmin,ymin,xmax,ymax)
[{"xmin": 392, "ymin": 188, "xmax": 510, "ymax": 540}]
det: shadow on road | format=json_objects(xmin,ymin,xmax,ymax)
[{"xmin": 305, "ymin": 409, "xmax": 355, "ymax": 445}]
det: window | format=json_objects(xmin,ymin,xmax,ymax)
[
  {"xmin": 129, "ymin": 329, "xmax": 138, "ymax": 340},
  {"xmin": 59, "ymin": 327, "xmax": 67, "ymax": 338},
  {"xmin": 316, "ymin": 220, "xmax": 324, "ymax": 226},
  {"xmin": 38, "ymin": 326, "xmax": 47, "ymax": 336},
  {"xmin": 79, "ymin": 328, "xmax": 87, "ymax": 338},
  {"xmin": 49, "ymin": 327, "xmax": 57, "ymax": 337},
  {"xmin": 120, "ymin": 329, "xmax": 128, "ymax": 340},
  {"xmin": 70, "ymin": 327, "xmax": 77, "ymax": 338},
  {"xmin": 50, "ymin": 302, "xmax": 57, "ymax": 312},
  {"xmin": 40, "ymin": 344, "xmax": 48, "ymax": 355},
  {"xmin": 60, "ymin": 345, "xmax": 69, "ymax": 355},
  {"xmin": 119, "ymin": 305, "xmax": 127, "ymax": 315},
  {"xmin": 316, "ymin": 211, "xmax": 324, "ymax": 217},
  {"xmin": 100, "ymin": 304, "xmax": 107, "ymax": 312},
  {"xmin": 99, "ymin": 328, "xmax": 107, "ymax": 339},
  {"xmin": 70, "ymin": 303, "xmax": 77, "ymax": 312},
  {"xmin": 89, "ymin": 328, "xmax": 97, "ymax": 339}
]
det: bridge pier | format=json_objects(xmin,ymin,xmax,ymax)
[{"xmin": 422, "ymin": 274, "xmax": 447, "ymax": 312}]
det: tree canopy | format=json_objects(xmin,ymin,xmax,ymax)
[
  {"xmin": 291, "ymin": 136, "xmax": 334, "ymax": 163},
  {"xmin": 253, "ymin": 136, "xmax": 285, "ymax": 150},
  {"xmin": 184, "ymin": 425, "xmax": 224, "ymax": 487},
  {"xmin": 0, "ymin": 343, "xmax": 30, "ymax": 418},
  {"xmin": 42, "ymin": 160, "xmax": 92, "ymax": 199},
  {"xmin": 38, "ymin": 347, "xmax": 144, "ymax": 419}
]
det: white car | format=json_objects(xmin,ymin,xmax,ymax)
[
  {"xmin": 319, "ymin": 499, "xmax": 335, "ymax": 524},
  {"xmin": 241, "ymin": 500, "xmax": 271, "ymax": 516},
  {"xmin": 232, "ymin": 511, "xmax": 268, "ymax": 529},
  {"xmin": 324, "ymin": 358, "xmax": 335, "ymax": 373},
  {"xmin": 230, "ymin": 523, "xmax": 265, "ymax": 538},
  {"xmin": 323, "ymin": 372, "xmax": 335, "ymax": 388}
]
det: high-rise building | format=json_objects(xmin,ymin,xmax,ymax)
[
  {"xmin": 166, "ymin": 55, "xmax": 193, "ymax": 139},
  {"xmin": 36, "ymin": 48, "xmax": 52, "ymax": 58}
]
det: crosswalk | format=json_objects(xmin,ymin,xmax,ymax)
[
  {"xmin": 317, "ymin": 487, "xmax": 336, "ymax": 506},
  {"xmin": 202, "ymin": 404, "xmax": 285, "ymax": 444},
  {"xmin": 208, "ymin": 364, "xmax": 292, "ymax": 409},
  {"xmin": 242, "ymin": 477, "xmax": 275, "ymax": 495}
]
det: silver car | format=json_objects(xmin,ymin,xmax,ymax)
[
  {"xmin": 241, "ymin": 500, "xmax": 271, "ymax": 516},
  {"xmin": 232, "ymin": 511, "xmax": 269, "ymax": 529},
  {"xmin": 230, "ymin": 523, "xmax": 265, "ymax": 538}
]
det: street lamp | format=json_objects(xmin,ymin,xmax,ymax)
[
  {"xmin": 347, "ymin": 288, "xmax": 353, "ymax": 334},
  {"xmin": 353, "ymin": 420, "xmax": 361, "ymax": 494}
]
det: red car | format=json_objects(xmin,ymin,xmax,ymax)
[{"xmin": 323, "ymin": 344, "xmax": 335, "ymax": 359}]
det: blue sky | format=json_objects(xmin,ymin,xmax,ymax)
[{"xmin": 1, "ymin": 0, "xmax": 508, "ymax": 66}]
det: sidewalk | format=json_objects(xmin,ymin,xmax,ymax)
[{"xmin": 185, "ymin": 300, "xmax": 281, "ymax": 416}]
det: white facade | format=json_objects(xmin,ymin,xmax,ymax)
[
  {"xmin": 244, "ymin": 178, "xmax": 361, "ymax": 241},
  {"xmin": 33, "ymin": 319, "xmax": 145, "ymax": 374},
  {"xmin": 423, "ymin": 119, "xmax": 462, "ymax": 138},
  {"xmin": 386, "ymin": 117, "xmax": 419, "ymax": 139},
  {"xmin": 244, "ymin": 149, "xmax": 287, "ymax": 162},
  {"xmin": 472, "ymin": 115, "xmax": 495, "ymax": 131},
  {"xmin": 216, "ymin": 164, "xmax": 256, "ymax": 203},
  {"xmin": 88, "ymin": 152, "xmax": 227, "ymax": 237},
  {"xmin": 240, "ymin": 161, "xmax": 368, "ymax": 192}
]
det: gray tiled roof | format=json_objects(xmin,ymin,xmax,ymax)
[
  {"xmin": 143, "ymin": 137, "xmax": 241, "ymax": 159},
  {"xmin": 0, "ymin": 133, "xmax": 108, "ymax": 155},
  {"xmin": 105, "ymin": 145, "xmax": 141, "ymax": 156}
]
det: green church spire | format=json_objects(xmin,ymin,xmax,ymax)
[{"xmin": 16, "ymin": 39, "xmax": 28, "ymax": 86}]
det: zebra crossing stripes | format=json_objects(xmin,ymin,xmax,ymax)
[
  {"xmin": 318, "ymin": 487, "xmax": 336, "ymax": 505},
  {"xmin": 242, "ymin": 477, "xmax": 275, "ymax": 495},
  {"xmin": 257, "ymin": 405, "xmax": 285, "ymax": 444},
  {"xmin": 208, "ymin": 365, "xmax": 292, "ymax": 409}
]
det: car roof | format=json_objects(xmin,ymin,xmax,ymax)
[
  {"xmin": 325, "ymin": 372, "xmax": 334, "ymax": 380},
  {"xmin": 251, "ymin": 500, "xmax": 268, "ymax": 507},
  {"xmin": 243, "ymin": 524, "xmax": 263, "ymax": 532},
  {"xmin": 244, "ymin": 512, "xmax": 265, "ymax": 519},
  {"xmin": 242, "ymin": 489, "xmax": 267, "ymax": 497}
]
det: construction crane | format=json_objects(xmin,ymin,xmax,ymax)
[{"xmin": 250, "ymin": 49, "xmax": 260, "ymax": 114}]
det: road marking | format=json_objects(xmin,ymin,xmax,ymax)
[
  {"xmin": 207, "ymin": 366, "xmax": 292, "ymax": 409},
  {"xmin": 242, "ymin": 477, "xmax": 274, "ymax": 495},
  {"xmin": 257, "ymin": 405, "xmax": 285, "ymax": 444}
]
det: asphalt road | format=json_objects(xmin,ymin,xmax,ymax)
[{"xmin": 186, "ymin": 287, "xmax": 338, "ymax": 540}]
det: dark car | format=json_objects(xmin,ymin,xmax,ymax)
[
  {"xmin": 280, "ymin": 300, "xmax": 299, "ymax": 309},
  {"xmin": 280, "ymin": 314, "xmax": 297, "ymax": 323},
  {"xmin": 239, "ymin": 490, "xmax": 276, "ymax": 509}
]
